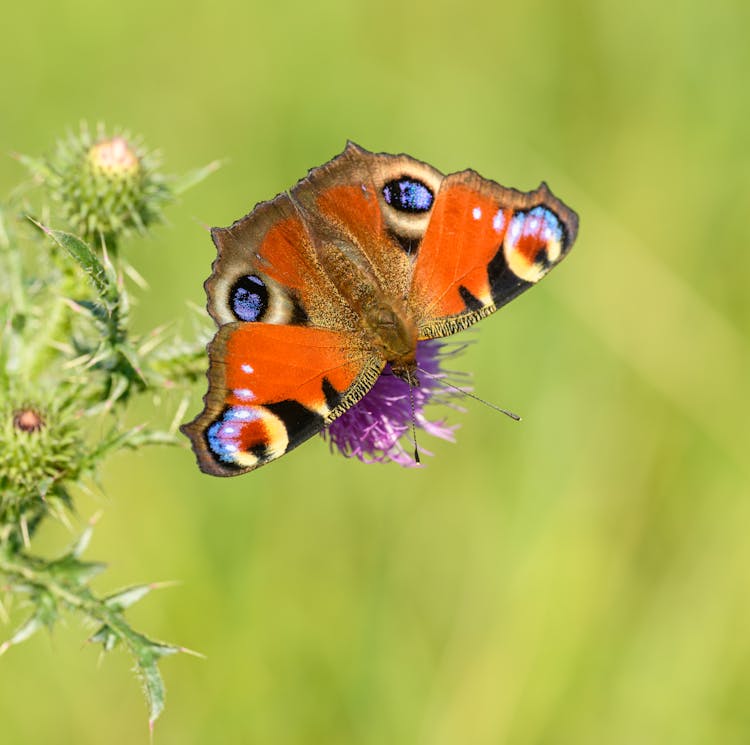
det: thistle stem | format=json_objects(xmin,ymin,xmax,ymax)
[{"xmin": 0, "ymin": 551, "xmax": 162, "ymax": 653}]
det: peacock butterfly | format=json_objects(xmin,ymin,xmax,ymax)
[{"xmin": 182, "ymin": 143, "xmax": 579, "ymax": 476}]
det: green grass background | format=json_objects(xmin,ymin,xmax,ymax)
[{"xmin": 1, "ymin": 1, "xmax": 749, "ymax": 743}]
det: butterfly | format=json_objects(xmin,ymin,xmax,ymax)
[{"xmin": 182, "ymin": 143, "xmax": 579, "ymax": 476}]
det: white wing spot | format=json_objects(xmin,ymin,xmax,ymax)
[
  {"xmin": 472, "ymin": 206, "xmax": 482, "ymax": 220},
  {"xmin": 233, "ymin": 409, "xmax": 255, "ymax": 420},
  {"xmin": 241, "ymin": 363, "xmax": 254, "ymax": 374}
]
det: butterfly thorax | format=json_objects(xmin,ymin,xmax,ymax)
[
  {"xmin": 359, "ymin": 298, "xmax": 419, "ymax": 384},
  {"xmin": 316, "ymin": 238, "xmax": 419, "ymax": 379}
]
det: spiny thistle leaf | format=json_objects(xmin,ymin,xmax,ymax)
[
  {"xmin": 11, "ymin": 153, "xmax": 53, "ymax": 182},
  {"xmin": 33, "ymin": 223, "xmax": 117, "ymax": 306},
  {"xmin": 84, "ymin": 424, "xmax": 178, "ymax": 464},
  {"xmin": 47, "ymin": 554, "xmax": 107, "ymax": 584},
  {"xmin": 105, "ymin": 584, "xmax": 155, "ymax": 611},
  {"xmin": 0, "ymin": 613, "xmax": 44, "ymax": 656},
  {"xmin": 172, "ymin": 159, "xmax": 223, "ymax": 195},
  {"xmin": 89, "ymin": 624, "xmax": 119, "ymax": 652},
  {"xmin": 148, "ymin": 338, "xmax": 212, "ymax": 384},
  {"xmin": 70, "ymin": 519, "xmax": 96, "ymax": 558},
  {"xmin": 116, "ymin": 342, "xmax": 147, "ymax": 383},
  {"xmin": 141, "ymin": 655, "xmax": 168, "ymax": 729}
]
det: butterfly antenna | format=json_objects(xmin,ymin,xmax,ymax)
[
  {"xmin": 416, "ymin": 366, "xmax": 522, "ymax": 421},
  {"xmin": 408, "ymin": 374, "xmax": 421, "ymax": 464}
]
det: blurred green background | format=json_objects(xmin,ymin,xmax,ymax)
[{"xmin": 1, "ymin": 0, "xmax": 749, "ymax": 743}]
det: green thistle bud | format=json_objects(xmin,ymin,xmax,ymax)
[
  {"xmin": 0, "ymin": 394, "xmax": 86, "ymax": 528},
  {"xmin": 35, "ymin": 123, "xmax": 172, "ymax": 249}
]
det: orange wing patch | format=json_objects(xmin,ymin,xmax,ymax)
[
  {"xmin": 223, "ymin": 323, "xmax": 366, "ymax": 412},
  {"xmin": 316, "ymin": 184, "xmax": 383, "ymax": 243},
  {"xmin": 181, "ymin": 323, "xmax": 381, "ymax": 476},
  {"xmin": 251, "ymin": 216, "xmax": 314, "ymax": 294},
  {"xmin": 411, "ymin": 179, "xmax": 510, "ymax": 320}
]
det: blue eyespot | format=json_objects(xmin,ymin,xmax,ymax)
[
  {"xmin": 506, "ymin": 206, "xmax": 563, "ymax": 248},
  {"xmin": 207, "ymin": 406, "xmax": 260, "ymax": 463},
  {"xmin": 230, "ymin": 274, "xmax": 268, "ymax": 322},
  {"xmin": 382, "ymin": 178, "xmax": 434, "ymax": 213}
]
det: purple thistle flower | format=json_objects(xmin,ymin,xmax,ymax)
[{"xmin": 321, "ymin": 339, "xmax": 468, "ymax": 467}]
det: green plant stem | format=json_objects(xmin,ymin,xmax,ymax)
[
  {"xmin": 24, "ymin": 271, "xmax": 77, "ymax": 378},
  {"xmin": 0, "ymin": 551, "xmax": 156, "ymax": 651},
  {"xmin": 4, "ymin": 238, "xmax": 26, "ymax": 314}
]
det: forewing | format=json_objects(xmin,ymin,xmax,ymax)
[
  {"xmin": 208, "ymin": 192, "xmax": 354, "ymax": 332},
  {"xmin": 409, "ymin": 170, "xmax": 579, "ymax": 339}
]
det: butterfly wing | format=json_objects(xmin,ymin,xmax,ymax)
[
  {"xmin": 185, "ymin": 168, "xmax": 388, "ymax": 476},
  {"xmin": 408, "ymin": 170, "xmax": 579, "ymax": 338},
  {"xmin": 182, "ymin": 323, "xmax": 382, "ymax": 476}
]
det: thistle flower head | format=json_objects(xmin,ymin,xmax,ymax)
[
  {"xmin": 322, "ymin": 339, "xmax": 466, "ymax": 466},
  {"xmin": 30, "ymin": 122, "xmax": 171, "ymax": 249}
]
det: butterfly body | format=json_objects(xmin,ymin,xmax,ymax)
[{"xmin": 183, "ymin": 143, "xmax": 578, "ymax": 476}]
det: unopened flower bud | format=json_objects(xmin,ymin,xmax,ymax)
[
  {"xmin": 1, "ymin": 397, "xmax": 85, "ymax": 510},
  {"xmin": 87, "ymin": 137, "xmax": 140, "ymax": 180},
  {"xmin": 12, "ymin": 408, "xmax": 45, "ymax": 433},
  {"xmin": 33, "ymin": 123, "xmax": 171, "ymax": 249}
]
